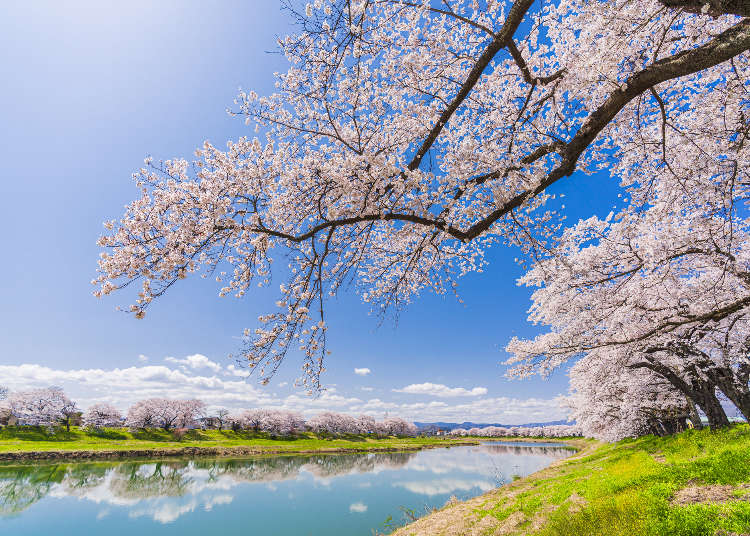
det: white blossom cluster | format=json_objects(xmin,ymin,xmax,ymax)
[{"xmin": 93, "ymin": 0, "xmax": 750, "ymax": 394}]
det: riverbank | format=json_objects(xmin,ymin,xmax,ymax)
[
  {"xmin": 393, "ymin": 425, "xmax": 750, "ymax": 536},
  {"xmin": 0, "ymin": 426, "xmax": 476, "ymax": 461}
]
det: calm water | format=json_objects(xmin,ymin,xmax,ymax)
[{"xmin": 0, "ymin": 442, "xmax": 572, "ymax": 535}]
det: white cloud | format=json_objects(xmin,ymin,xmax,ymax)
[
  {"xmin": 203, "ymin": 494, "xmax": 234, "ymax": 511},
  {"xmin": 361, "ymin": 387, "xmax": 374, "ymax": 392},
  {"xmin": 0, "ymin": 362, "xmax": 568, "ymax": 423},
  {"xmin": 278, "ymin": 382, "xmax": 288, "ymax": 387},
  {"xmin": 165, "ymin": 354, "xmax": 222, "ymax": 372},
  {"xmin": 226, "ymin": 364, "xmax": 250, "ymax": 378},
  {"xmin": 394, "ymin": 479, "xmax": 495, "ymax": 496},
  {"xmin": 349, "ymin": 502, "xmax": 368, "ymax": 513},
  {"xmin": 137, "ymin": 354, "xmax": 149, "ymax": 363},
  {"xmin": 393, "ymin": 382, "xmax": 488, "ymax": 397},
  {"xmin": 354, "ymin": 368, "xmax": 371, "ymax": 376},
  {"xmin": 130, "ymin": 500, "xmax": 198, "ymax": 524}
]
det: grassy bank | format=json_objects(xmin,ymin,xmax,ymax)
[
  {"xmin": 393, "ymin": 425, "xmax": 750, "ymax": 536},
  {"xmin": 0, "ymin": 426, "xmax": 471, "ymax": 458}
]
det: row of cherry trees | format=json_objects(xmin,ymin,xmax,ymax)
[
  {"xmin": 230, "ymin": 409, "xmax": 417, "ymax": 437},
  {"xmin": 449, "ymin": 424, "xmax": 581, "ymax": 439},
  {"xmin": 0, "ymin": 389, "xmax": 206, "ymax": 432},
  {"xmin": 0, "ymin": 387, "xmax": 417, "ymax": 437}
]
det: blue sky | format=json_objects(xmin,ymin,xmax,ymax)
[{"xmin": 0, "ymin": 1, "xmax": 621, "ymax": 423}]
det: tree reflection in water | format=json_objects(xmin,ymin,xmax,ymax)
[
  {"xmin": 0, "ymin": 446, "xmax": 574, "ymax": 525},
  {"xmin": 0, "ymin": 464, "xmax": 67, "ymax": 516},
  {"xmin": 478, "ymin": 443, "xmax": 575, "ymax": 457},
  {"xmin": 0, "ymin": 451, "xmax": 416, "ymax": 516}
]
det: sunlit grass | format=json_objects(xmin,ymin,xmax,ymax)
[
  {"xmin": 462, "ymin": 425, "xmax": 750, "ymax": 536},
  {"xmin": 0, "ymin": 426, "xmax": 469, "ymax": 453}
]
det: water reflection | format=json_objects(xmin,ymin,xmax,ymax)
[
  {"xmin": 0, "ymin": 444, "xmax": 574, "ymax": 535},
  {"xmin": 478, "ymin": 442, "xmax": 576, "ymax": 456},
  {"xmin": 0, "ymin": 451, "xmax": 416, "ymax": 518}
]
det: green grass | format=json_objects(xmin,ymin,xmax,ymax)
[
  {"xmin": 468, "ymin": 425, "xmax": 750, "ymax": 536},
  {"xmin": 0, "ymin": 426, "xmax": 468, "ymax": 454}
]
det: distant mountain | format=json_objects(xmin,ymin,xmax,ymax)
[{"xmin": 413, "ymin": 420, "xmax": 570, "ymax": 432}]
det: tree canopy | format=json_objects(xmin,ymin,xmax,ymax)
[{"xmin": 95, "ymin": 0, "xmax": 750, "ymax": 429}]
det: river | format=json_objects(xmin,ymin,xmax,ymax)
[{"xmin": 0, "ymin": 442, "xmax": 573, "ymax": 535}]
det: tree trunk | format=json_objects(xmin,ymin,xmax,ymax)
[
  {"xmin": 691, "ymin": 385, "xmax": 731, "ymax": 429},
  {"xmin": 630, "ymin": 360, "xmax": 730, "ymax": 429},
  {"xmin": 709, "ymin": 368, "xmax": 750, "ymax": 423},
  {"xmin": 686, "ymin": 398, "xmax": 703, "ymax": 430}
]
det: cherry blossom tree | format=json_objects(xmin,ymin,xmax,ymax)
[
  {"xmin": 565, "ymin": 353, "xmax": 695, "ymax": 441},
  {"xmin": 380, "ymin": 417, "xmax": 418, "ymax": 437},
  {"xmin": 82, "ymin": 403, "xmax": 123, "ymax": 429},
  {"xmin": 260, "ymin": 409, "xmax": 306, "ymax": 436},
  {"xmin": 149, "ymin": 398, "xmax": 180, "ymax": 430},
  {"xmin": 59, "ymin": 398, "xmax": 80, "ymax": 433},
  {"xmin": 306, "ymin": 411, "xmax": 361, "ymax": 436},
  {"xmin": 125, "ymin": 399, "xmax": 158, "ymax": 429},
  {"xmin": 174, "ymin": 399, "xmax": 206, "ymax": 429},
  {"xmin": 213, "ymin": 408, "xmax": 230, "ymax": 430},
  {"xmin": 356, "ymin": 414, "xmax": 377, "ymax": 434},
  {"xmin": 7, "ymin": 387, "xmax": 77, "ymax": 429},
  {"xmin": 506, "ymin": 203, "xmax": 750, "ymax": 428},
  {"xmin": 93, "ymin": 0, "xmax": 750, "ymax": 390},
  {"xmin": 233, "ymin": 409, "xmax": 270, "ymax": 432},
  {"xmin": 125, "ymin": 399, "xmax": 205, "ymax": 431}
]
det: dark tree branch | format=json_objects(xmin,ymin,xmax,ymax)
[{"xmin": 658, "ymin": 0, "xmax": 750, "ymax": 17}]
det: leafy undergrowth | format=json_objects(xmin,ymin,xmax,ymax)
[
  {"xmin": 0, "ymin": 426, "xmax": 467, "ymax": 453},
  {"xmin": 474, "ymin": 425, "xmax": 750, "ymax": 536}
]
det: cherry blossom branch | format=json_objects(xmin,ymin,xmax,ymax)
[
  {"xmin": 407, "ymin": 0, "xmax": 535, "ymax": 172},
  {"xmin": 231, "ymin": 20, "xmax": 750, "ymax": 246},
  {"xmin": 464, "ymin": 19, "xmax": 750, "ymax": 240}
]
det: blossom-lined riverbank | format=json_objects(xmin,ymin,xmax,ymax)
[{"xmin": 0, "ymin": 426, "xmax": 475, "ymax": 460}]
